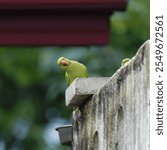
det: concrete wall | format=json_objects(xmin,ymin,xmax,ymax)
[{"xmin": 72, "ymin": 40, "xmax": 150, "ymax": 150}]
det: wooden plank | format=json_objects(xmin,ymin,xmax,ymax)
[
  {"xmin": 0, "ymin": 15, "xmax": 109, "ymax": 45},
  {"xmin": 0, "ymin": 0, "xmax": 126, "ymax": 7},
  {"xmin": 0, "ymin": 0, "xmax": 126, "ymax": 45},
  {"xmin": 0, "ymin": 0, "xmax": 126, "ymax": 13}
]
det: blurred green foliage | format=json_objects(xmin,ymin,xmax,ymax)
[{"xmin": 0, "ymin": 0, "xmax": 149, "ymax": 149}]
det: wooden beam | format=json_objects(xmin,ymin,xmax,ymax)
[{"xmin": 0, "ymin": 0, "xmax": 126, "ymax": 46}]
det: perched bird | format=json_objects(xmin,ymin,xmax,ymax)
[
  {"xmin": 121, "ymin": 58, "xmax": 131, "ymax": 66},
  {"xmin": 57, "ymin": 57, "xmax": 88, "ymax": 86}
]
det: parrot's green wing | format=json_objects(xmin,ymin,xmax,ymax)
[{"xmin": 66, "ymin": 60, "xmax": 88, "ymax": 85}]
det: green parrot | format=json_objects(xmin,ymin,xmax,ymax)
[
  {"xmin": 121, "ymin": 58, "xmax": 131, "ymax": 66},
  {"xmin": 57, "ymin": 57, "xmax": 88, "ymax": 86}
]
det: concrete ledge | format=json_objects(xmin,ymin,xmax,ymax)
[
  {"xmin": 72, "ymin": 40, "xmax": 150, "ymax": 150},
  {"xmin": 65, "ymin": 77, "xmax": 110, "ymax": 107}
]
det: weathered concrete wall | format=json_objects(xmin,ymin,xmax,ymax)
[{"xmin": 72, "ymin": 40, "xmax": 150, "ymax": 150}]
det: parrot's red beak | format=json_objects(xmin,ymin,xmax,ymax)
[{"xmin": 61, "ymin": 60, "xmax": 69, "ymax": 66}]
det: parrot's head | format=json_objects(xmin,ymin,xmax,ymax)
[
  {"xmin": 57, "ymin": 57, "xmax": 71, "ymax": 70},
  {"xmin": 121, "ymin": 58, "xmax": 130, "ymax": 66}
]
